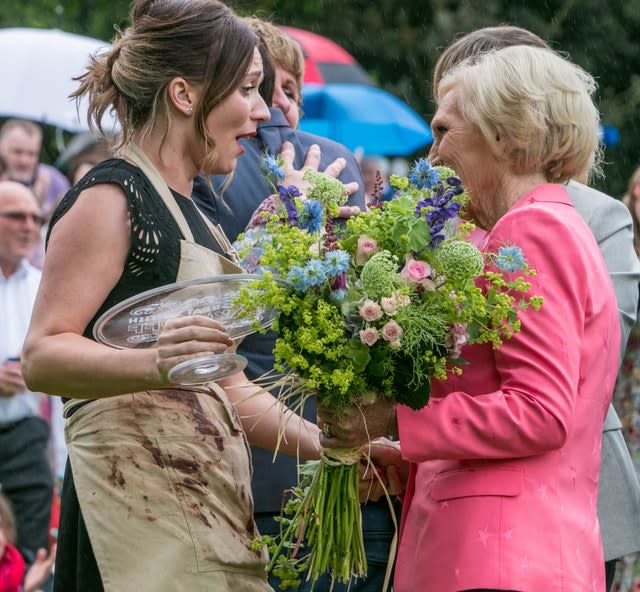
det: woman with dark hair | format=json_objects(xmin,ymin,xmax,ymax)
[{"xmin": 21, "ymin": 1, "xmax": 333, "ymax": 590}]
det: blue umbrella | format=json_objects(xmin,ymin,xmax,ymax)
[{"xmin": 299, "ymin": 83, "xmax": 432, "ymax": 156}]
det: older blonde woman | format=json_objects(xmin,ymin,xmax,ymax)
[{"xmin": 318, "ymin": 45, "xmax": 620, "ymax": 591}]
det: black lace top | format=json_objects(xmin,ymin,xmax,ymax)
[{"xmin": 48, "ymin": 158, "xmax": 224, "ymax": 340}]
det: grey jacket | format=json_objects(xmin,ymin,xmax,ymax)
[{"xmin": 566, "ymin": 180, "xmax": 640, "ymax": 560}]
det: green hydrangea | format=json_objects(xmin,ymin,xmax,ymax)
[
  {"xmin": 436, "ymin": 239, "xmax": 485, "ymax": 284},
  {"xmin": 303, "ymin": 170, "xmax": 348, "ymax": 209},
  {"xmin": 359, "ymin": 250, "xmax": 399, "ymax": 300}
]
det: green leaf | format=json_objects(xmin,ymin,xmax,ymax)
[{"xmin": 346, "ymin": 339, "xmax": 371, "ymax": 373}]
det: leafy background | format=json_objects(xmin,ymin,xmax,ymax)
[{"xmin": 2, "ymin": 0, "xmax": 639, "ymax": 197}]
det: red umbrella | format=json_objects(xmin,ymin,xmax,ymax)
[{"xmin": 279, "ymin": 26, "xmax": 373, "ymax": 86}]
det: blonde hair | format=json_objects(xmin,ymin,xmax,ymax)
[
  {"xmin": 438, "ymin": 45, "xmax": 601, "ymax": 183},
  {"xmin": 243, "ymin": 17, "xmax": 304, "ymax": 104},
  {"xmin": 72, "ymin": 0, "xmax": 257, "ymax": 171}
]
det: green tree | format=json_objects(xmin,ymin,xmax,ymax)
[{"xmin": 0, "ymin": 1, "xmax": 129, "ymax": 41}]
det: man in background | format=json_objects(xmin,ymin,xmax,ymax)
[
  {"xmin": 0, "ymin": 119, "xmax": 69, "ymax": 223},
  {"xmin": 0, "ymin": 181, "xmax": 55, "ymax": 579}
]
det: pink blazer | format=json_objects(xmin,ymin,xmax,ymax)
[{"xmin": 395, "ymin": 184, "xmax": 620, "ymax": 591}]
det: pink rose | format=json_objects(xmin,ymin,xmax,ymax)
[
  {"xmin": 355, "ymin": 236, "xmax": 379, "ymax": 265},
  {"xmin": 394, "ymin": 292, "xmax": 411, "ymax": 308},
  {"xmin": 359, "ymin": 299, "xmax": 383, "ymax": 322},
  {"xmin": 382, "ymin": 320, "xmax": 403, "ymax": 342},
  {"xmin": 381, "ymin": 296, "xmax": 397, "ymax": 316},
  {"xmin": 359, "ymin": 327, "xmax": 379, "ymax": 346},
  {"xmin": 400, "ymin": 258, "xmax": 432, "ymax": 285},
  {"xmin": 446, "ymin": 323, "xmax": 468, "ymax": 358}
]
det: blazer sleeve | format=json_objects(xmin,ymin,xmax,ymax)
[
  {"xmin": 590, "ymin": 197, "xmax": 640, "ymax": 358},
  {"xmin": 397, "ymin": 202, "xmax": 617, "ymax": 462}
]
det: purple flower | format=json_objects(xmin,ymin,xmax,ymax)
[
  {"xmin": 276, "ymin": 183, "xmax": 301, "ymax": 224},
  {"xmin": 415, "ymin": 183, "xmax": 462, "ymax": 246}
]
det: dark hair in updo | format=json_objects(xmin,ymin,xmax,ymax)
[{"xmin": 73, "ymin": 0, "xmax": 257, "ymax": 168}]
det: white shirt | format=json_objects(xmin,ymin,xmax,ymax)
[{"xmin": 0, "ymin": 258, "xmax": 42, "ymax": 422}]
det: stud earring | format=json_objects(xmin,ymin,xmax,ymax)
[{"xmin": 185, "ymin": 107, "xmax": 193, "ymax": 115}]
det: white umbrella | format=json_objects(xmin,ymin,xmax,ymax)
[{"xmin": 0, "ymin": 27, "xmax": 117, "ymax": 132}]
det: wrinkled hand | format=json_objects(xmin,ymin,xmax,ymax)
[
  {"xmin": 279, "ymin": 141, "xmax": 360, "ymax": 212},
  {"xmin": 0, "ymin": 360, "xmax": 26, "ymax": 397},
  {"xmin": 358, "ymin": 438, "xmax": 407, "ymax": 502},
  {"xmin": 23, "ymin": 544, "xmax": 57, "ymax": 592},
  {"xmin": 155, "ymin": 316, "xmax": 234, "ymax": 383},
  {"xmin": 317, "ymin": 396, "xmax": 397, "ymax": 449}
]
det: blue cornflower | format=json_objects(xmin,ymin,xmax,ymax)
[
  {"xmin": 496, "ymin": 245, "xmax": 526, "ymax": 272},
  {"xmin": 322, "ymin": 250, "xmax": 350, "ymax": 276},
  {"xmin": 287, "ymin": 266, "xmax": 308, "ymax": 292},
  {"xmin": 299, "ymin": 200, "xmax": 324, "ymax": 233},
  {"xmin": 262, "ymin": 154, "xmax": 285, "ymax": 180},
  {"xmin": 408, "ymin": 158, "xmax": 440, "ymax": 189},
  {"xmin": 302, "ymin": 259, "xmax": 327, "ymax": 288},
  {"xmin": 276, "ymin": 183, "xmax": 301, "ymax": 224}
]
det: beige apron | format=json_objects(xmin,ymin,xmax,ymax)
[{"xmin": 63, "ymin": 146, "xmax": 271, "ymax": 591}]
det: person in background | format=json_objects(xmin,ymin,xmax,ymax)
[
  {"xmin": 0, "ymin": 119, "xmax": 71, "ymax": 269},
  {"xmin": 0, "ymin": 492, "xmax": 56, "ymax": 592},
  {"xmin": 20, "ymin": 0, "xmax": 360, "ymax": 589},
  {"xmin": 192, "ymin": 16, "xmax": 399, "ymax": 592},
  {"xmin": 0, "ymin": 120, "xmax": 69, "ymax": 223},
  {"xmin": 429, "ymin": 26, "xmax": 640, "ymax": 592},
  {"xmin": 0, "ymin": 181, "xmax": 55, "ymax": 583},
  {"xmin": 319, "ymin": 44, "xmax": 619, "ymax": 591},
  {"xmin": 56, "ymin": 133, "xmax": 114, "ymax": 187},
  {"xmin": 622, "ymin": 165, "xmax": 640, "ymax": 254},
  {"xmin": 612, "ymin": 163, "xmax": 640, "ymax": 590}
]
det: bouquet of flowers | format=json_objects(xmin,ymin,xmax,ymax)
[{"xmin": 235, "ymin": 156, "xmax": 542, "ymax": 589}]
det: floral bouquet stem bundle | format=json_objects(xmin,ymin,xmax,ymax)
[{"xmin": 237, "ymin": 156, "xmax": 543, "ymax": 589}]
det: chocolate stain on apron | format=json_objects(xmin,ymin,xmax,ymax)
[{"xmin": 63, "ymin": 145, "xmax": 271, "ymax": 591}]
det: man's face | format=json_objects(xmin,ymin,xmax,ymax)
[
  {"xmin": 0, "ymin": 182, "xmax": 43, "ymax": 272},
  {"xmin": 0, "ymin": 127, "xmax": 41, "ymax": 184}
]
